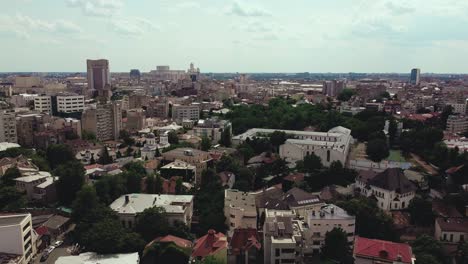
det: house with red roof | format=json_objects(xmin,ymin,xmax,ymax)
[
  {"xmin": 228, "ymin": 228, "xmax": 261, "ymax": 264},
  {"xmin": 191, "ymin": 229, "xmax": 228, "ymax": 263},
  {"xmin": 353, "ymin": 236, "xmax": 415, "ymax": 264}
]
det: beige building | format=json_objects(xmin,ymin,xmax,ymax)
[
  {"xmin": 81, "ymin": 102, "xmax": 122, "ymax": 141},
  {"xmin": 0, "ymin": 111, "xmax": 17, "ymax": 143},
  {"xmin": 56, "ymin": 94, "xmax": 85, "ymax": 113},
  {"xmin": 446, "ymin": 115, "xmax": 468, "ymax": 134},
  {"xmin": 224, "ymin": 190, "xmax": 257, "ymax": 232},
  {"xmin": 162, "ymin": 148, "xmax": 211, "ymax": 184},
  {"xmin": 34, "ymin": 96, "xmax": 52, "ymax": 114},
  {"xmin": 263, "ymin": 209, "xmax": 304, "ymax": 264},
  {"xmin": 15, "ymin": 76, "xmax": 42, "ymax": 88},
  {"xmin": 305, "ymin": 204, "xmax": 355, "ymax": 255},
  {"xmin": 435, "ymin": 217, "xmax": 468, "ymax": 244},
  {"xmin": 193, "ymin": 118, "xmax": 232, "ymax": 144},
  {"xmin": 126, "ymin": 109, "xmax": 146, "ymax": 132},
  {"xmin": 172, "ymin": 104, "xmax": 200, "ymax": 123},
  {"xmin": 87, "ymin": 59, "xmax": 111, "ymax": 99},
  {"xmin": 0, "ymin": 214, "xmax": 36, "ymax": 264},
  {"xmin": 14, "ymin": 172, "xmax": 52, "ymax": 200},
  {"xmin": 110, "ymin": 193, "xmax": 194, "ymax": 229}
]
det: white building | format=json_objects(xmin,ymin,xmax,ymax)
[
  {"xmin": 110, "ymin": 193, "xmax": 194, "ymax": 229},
  {"xmin": 263, "ymin": 209, "xmax": 303, "ymax": 264},
  {"xmin": 446, "ymin": 115, "xmax": 468, "ymax": 134},
  {"xmin": 56, "ymin": 94, "xmax": 85, "ymax": 113},
  {"xmin": 224, "ymin": 190, "xmax": 257, "ymax": 232},
  {"xmin": 14, "ymin": 171, "xmax": 52, "ymax": 200},
  {"xmin": 0, "ymin": 111, "xmax": 17, "ymax": 143},
  {"xmin": 355, "ymin": 168, "xmax": 416, "ymax": 211},
  {"xmin": 34, "ymin": 96, "xmax": 52, "ymax": 114},
  {"xmin": 233, "ymin": 127, "xmax": 353, "ymax": 166},
  {"xmin": 305, "ymin": 204, "xmax": 355, "ymax": 255},
  {"xmin": 172, "ymin": 104, "xmax": 200, "ymax": 123},
  {"xmin": 435, "ymin": 217, "xmax": 468, "ymax": 244},
  {"xmin": 193, "ymin": 118, "xmax": 232, "ymax": 144},
  {"xmin": 0, "ymin": 214, "xmax": 36, "ymax": 264},
  {"xmin": 447, "ymin": 103, "xmax": 467, "ymax": 115}
]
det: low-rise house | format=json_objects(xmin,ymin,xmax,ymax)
[
  {"xmin": 353, "ymin": 236, "xmax": 415, "ymax": 264},
  {"xmin": 42, "ymin": 215, "xmax": 71, "ymax": 238},
  {"xmin": 435, "ymin": 217, "xmax": 468, "ymax": 244},
  {"xmin": 228, "ymin": 228, "xmax": 261, "ymax": 264},
  {"xmin": 0, "ymin": 155, "xmax": 38, "ymax": 176},
  {"xmin": 356, "ymin": 168, "xmax": 416, "ymax": 211},
  {"xmin": 192, "ymin": 118, "xmax": 232, "ymax": 144},
  {"xmin": 160, "ymin": 160, "xmax": 196, "ymax": 182},
  {"xmin": 162, "ymin": 148, "xmax": 211, "ymax": 184},
  {"xmin": 191, "ymin": 229, "xmax": 228, "ymax": 263},
  {"xmin": 0, "ymin": 214, "xmax": 36, "ymax": 264},
  {"xmin": 224, "ymin": 190, "xmax": 257, "ymax": 232},
  {"xmin": 110, "ymin": 193, "xmax": 194, "ymax": 228},
  {"xmin": 305, "ymin": 204, "xmax": 356, "ymax": 255},
  {"xmin": 14, "ymin": 171, "xmax": 52, "ymax": 200},
  {"xmin": 32, "ymin": 176, "xmax": 57, "ymax": 204}
]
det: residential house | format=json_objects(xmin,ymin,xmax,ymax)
[
  {"xmin": 356, "ymin": 168, "xmax": 416, "ymax": 211},
  {"xmin": 110, "ymin": 193, "xmax": 194, "ymax": 229},
  {"xmin": 353, "ymin": 236, "xmax": 415, "ymax": 264},
  {"xmin": 435, "ymin": 217, "xmax": 468, "ymax": 244},
  {"xmin": 191, "ymin": 229, "xmax": 228, "ymax": 263},
  {"xmin": 228, "ymin": 228, "xmax": 261, "ymax": 264},
  {"xmin": 162, "ymin": 148, "xmax": 211, "ymax": 184}
]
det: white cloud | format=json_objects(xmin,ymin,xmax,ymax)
[
  {"xmin": 112, "ymin": 17, "xmax": 159, "ymax": 36},
  {"xmin": 66, "ymin": 0, "xmax": 123, "ymax": 17},
  {"xmin": 0, "ymin": 14, "xmax": 82, "ymax": 39},
  {"xmin": 227, "ymin": 1, "xmax": 272, "ymax": 17}
]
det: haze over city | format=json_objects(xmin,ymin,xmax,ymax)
[{"xmin": 2, "ymin": 0, "xmax": 468, "ymax": 73}]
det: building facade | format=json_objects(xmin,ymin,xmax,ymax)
[
  {"xmin": 87, "ymin": 59, "xmax": 111, "ymax": 99},
  {"xmin": 81, "ymin": 102, "xmax": 122, "ymax": 141},
  {"xmin": 0, "ymin": 214, "xmax": 36, "ymax": 264},
  {"xmin": 172, "ymin": 104, "xmax": 200, "ymax": 123},
  {"xmin": 224, "ymin": 190, "xmax": 257, "ymax": 232},
  {"xmin": 0, "ymin": 111, "xmax": 17, "ymax": 143},
  {"xmin": 446, "ymin": 115, "xmax": 468, "ymax": 134}
]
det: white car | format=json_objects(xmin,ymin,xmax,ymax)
[
  {"xmin": 54, "ymin": 240, "xmax": 63, "ymax": 247},
  {"xmin": 46, "ymin": 246, "xmax": 55, "ymax": 254}
]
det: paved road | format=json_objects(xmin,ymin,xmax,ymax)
[{"xmin": 34, "ymin": 246, "xmax": 70, "ymax": 264}]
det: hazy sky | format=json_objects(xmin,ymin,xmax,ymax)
[{"xmin": 1, "ymin": 0, "xmax": 468, "ymax": 73}]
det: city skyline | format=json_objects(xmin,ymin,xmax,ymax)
[{"xmin": 1, "ymin": 0, "xmax": 468, "ymax": 73}]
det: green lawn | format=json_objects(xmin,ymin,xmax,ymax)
[{"xmin": 387, "ymin": 150, "xmax": 406, "ymax": 162}]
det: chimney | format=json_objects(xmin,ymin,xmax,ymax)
[
  {"xmin": 125, "ymin": 195, "xmax": 130, "ymax": 204},
  {"xmin": 330, "ymin": 206, "xmax": 335, "ymax": 214}
]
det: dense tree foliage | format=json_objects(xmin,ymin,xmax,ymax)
[
  {"xmin": 0, "ymin": 186, "xmax": 26, "ymax": 211},
  {"xmin": 219, "ymin": 128, "xmax": 232, "ymax": 147},
  {"xmin": 408, "ymin": 197, "xmax": 435, "ymax": 226},
  {"xmin": 337, "ymin": 197, "xmax": 398, "ymax": 241},
  {"xmin": 366, "ymin": 138, "xmax": 389, "ymax": 162},
  {"xmin": 168, "ymin": 131, "xmax": 179, "ymax": 144},
  {"xmin": 201, "ymin": 136, "xmax": 211, "ymax": 151},
  {"xmin": 2, "ymin": 167, "xmax": 21, "ymax": 186},
  {"xmin": 98, "ymin": 146, "xmax": 113, "ymax": 165},
  {"xmin": 411, "ymin": 235, "xmax": 446, "ymax": 264},
  {"xmin": 337, "ymin": 88, "xmax": 356, "ymax": 102},
  {"xmin": 55, "ymin": 160, "xmax": 85, "ymax": 205},
  {"xmin": 46, "ymin": 144, "xmax": 75, "ymax": 169},
  {"xmin": 136, "ymin": 207, "xmax": 170, "ymax": 242},
  {"xmin": 321, "ymin": 228, "xmax": 353, "ymax": 264}
]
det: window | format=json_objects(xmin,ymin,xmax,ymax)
[
  {"xmin": 450, "ymin": 234, "xmax": 453, "ymax": 242},
  {"xmin": 275, "ymin": 249, "xmax": 280, "ymax": 257},
  {"xmin": 327, "ymin": 150, "xmax": 330, "ymax": 162},
  {"xmin": 275, "ymin": 260, "xmax": 280, "ymax": 264},
  {"xmin": 461, "ymin": 235, "xmax": 465, "ymax": 241},
  {"xmin": 282, "ymin": 259, "xmax": 295, "ymax": 263},
  {"xmin": 282, "ymin": 248, "xmax": 295, "ymax": 254},
  {"xmin": 313, "ymin": 241, "xmax": 321, "ymax": 245}
]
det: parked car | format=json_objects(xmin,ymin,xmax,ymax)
[
  {"xmin": 40, "ymin": 253, "xmax": 49, "ymax": 262},
  {"xmin": 45, "ymin": 245, "xmax": 55, "ymax": 254}
]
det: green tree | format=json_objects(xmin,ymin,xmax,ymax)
[
  {"xmin": 337, "ymin": 88, "xmax": 356, "ymax": 101},
  {"xmin": 168, "ymin": 131, "xmax": 179, "ymax": 144},
  {"xmin": 201, "ymin": 135, "xmax": 211, "ymax": 151},
  {"xmin": 219, "ymin": 128, "xmax": 232, "ymax": 147},
  {"xmin": 2, "ymin": 167, "xmax": 21, "ymax": 186},
  {"xmin": 175, "ymin": 177, "xmax": 184, "ymax": 194},
  {"xmin": 72, "ymin": 185, "xmax": 100, "ymax": 222},
  {"xmin": 0, "ymin": 186, "xmax": 26, "ymax": 211},
  {"xmin": 46, "ymin": 144, "xmax": 74, "ymax": 169},
  {"xmin": 82, "ymin": 130, "xmax": 97, "ymax": 141},
  {"xmin": 120, "ymin": 130, "xmax": 135, "ymax": 146},
  {"xmin": 269, "ymin": 131, "xmax": 287, "ymax": 153},
  {"xmin": 31, "ymin": 154, "xmax": 50, "ymax": 171},
  {"xmin": 297, "ymin": 153, "xmax": 322, "ymax": 173},
  {"xmin": 135, "ymin": 207, "xmax": 170, "ymax": 242},
  {"xmin": 154, "ymin": 174, "xmax": 163, "ymax": 194},
  {"xmin": 321, "ymin": 228, "xmax": 352, "ymax": 263},
  {"xmin": 366, "ymin": 138, "xmax": 389, "ymax": 162},
  {"xmin": 55, "ymin": 160, "xmax": 85, "ymax": 205},
  {"xmin": 412, "ymin": 235, "xmax": 445, "ymax": 264},
  {"xmin": 408, "ymin": 197, "xmax": 434, "ymax": 226},
  {"xmin": 98, "ymin": 147, "xmax": 113, "ymax": 165}
]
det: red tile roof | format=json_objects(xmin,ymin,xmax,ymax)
[
  {"xmin": 229, "ymin": 228, "xmax": 261, "ymax": 255},
  {"xmin": 354, "ymin": 236, "xmax": 414, "ymax": 264},
  {"xmin": 192, "ymin": 230, "xmax": 227, "ymax": 259},
  {"xmin": 35, "ymin": 226, "xmax": 49, "ymax": 236}
]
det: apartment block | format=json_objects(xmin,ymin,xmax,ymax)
[
  {"xmin": 224, "ymin": 190, "xmax": 257, "ymax": 232},
  {"xmin": 0, "ymin": 111, "xmax": 17, "ymax": 143},
  {"xmin": 172, "ymin": 104, "xmax": 200, "ymax": 123},
  {"xmin": 81, "ymin": 102, "xmax": 122, "ymax": 141},
  {"xmin": 0, "ymin": 214, "xmax": 36, "ymax": 264},
  {"xmin": 446, "ymin": 115, "xmax": 468, "ymax": 134}
]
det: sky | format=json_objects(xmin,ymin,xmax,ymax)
[{"xmin": 1, "ymin": 0, "xmax": 468, "ymax": 73}]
